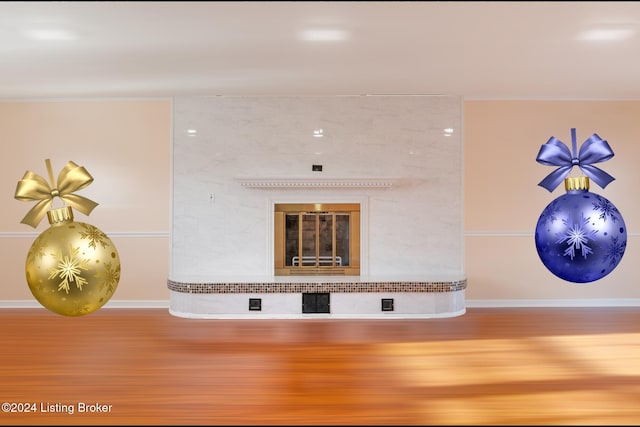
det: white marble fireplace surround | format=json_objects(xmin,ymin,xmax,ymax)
[{"xmin": 170, "ymin": 95, "xmax": 465, "ymax": 318}]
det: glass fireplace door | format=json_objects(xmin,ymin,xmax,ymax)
[{"xmin": 275, "ymin": 203, "xmax": 360, "ymax": 275}]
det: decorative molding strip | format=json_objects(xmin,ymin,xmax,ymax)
[
  {"xmin": 465, "ymin": 231, "xmax": 640, "ymax": 237},
  {"xmin": 464, "ymin": 231, "xmax": 534, "ymax": 237},
  {"xmin": 235, "ymin": 177, "xmax": 398, "ymax": 188},
  {"xmin": 0, "ymin": 231, "xmax": 169, "ymax": 238}
]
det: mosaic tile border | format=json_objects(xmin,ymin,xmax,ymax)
[{"xmin": 167, "ymin": 279, "xmax": 467, "ymax": 294}]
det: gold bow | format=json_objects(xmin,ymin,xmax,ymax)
[{"xmin": 14, "ymin": 160, "xmax": 98, "ymax": 228}]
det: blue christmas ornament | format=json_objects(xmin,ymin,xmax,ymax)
[
  {"xmin": 535, "ymin": 176, "xmax": 626, "ymax": 283},
  {"xmin": 534, "ymin": 128, "xmax": 627, "ymax": 283}
]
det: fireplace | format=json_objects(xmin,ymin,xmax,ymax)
[
  {"xmin": 169, "ymin": 95, "xmax": 466, "ymax": 318},
  {"xmin": 274, "ymin": 203, "xmax": 360, "ymax": 276}
]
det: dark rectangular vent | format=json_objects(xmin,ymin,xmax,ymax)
[
  {"xmin": 302, "ymin": 293, "xmax": 330, "ymax": 313},
  {"xmin": 249, "ymin": 298, "xmax": 262, "ymax": 311},
  {"xmin": 381, "ymin": 298, "xmax": 394, "ymax": 312}
]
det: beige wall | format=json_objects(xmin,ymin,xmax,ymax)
[
  {"xmin": 0, "ymin": 100, "xmax": 171, "ymax": 304},
  {"xmin": 464, "ymin": 101, "xmax": 640, "ymax": 303},
  {"xmin": 2, "ymin": 99, "xmax": 639, "ymax": 306}
]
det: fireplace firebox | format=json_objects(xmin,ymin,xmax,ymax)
[{"xmin": 274, "ymin": 203, "xmax": 360, "ymax": 276}]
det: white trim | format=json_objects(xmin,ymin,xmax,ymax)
[
  {"xmin": 6, "ymin": 299, "xmax": 640, "ymax": 310},
  {"xmin": 0, "ymin": 97, "xmax": 173, "ymax": 103},
  {"xmin": 0, "ymin": 300, "xmax": 170, "ymax": 309},
  {"xmin": 466, "ymin": 299, "xmax": 640, "ymax": 307},
  {"xmin": 0, "ymin": 231, "xmax": 169, "ymax": 238},
  {"xmin": 464, "ymin": 231, "xmax": 640, "ymax": 237},
  {"xmin": 464, "ymin": 231, "xmax": 534, "ymax": 237}
]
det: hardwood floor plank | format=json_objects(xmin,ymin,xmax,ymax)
[{"xmin": 1, "ymin": 307, "xmax": 639, "ymax": 425}]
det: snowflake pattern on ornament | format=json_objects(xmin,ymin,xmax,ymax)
[
  {"xmin": 604, "ymin": 235, "xmax": 626, "ymax": 266},
  {"xmin": 538, "ymin": 199, "xmax": 561, "ymax": 225},
  {"xmin": 47, "ymin": 244, "xmax": 90, "ymax": 294},
  {"xmin": 79, "ymin": 223, "xmax": 110, "ymax": 249},
  {"xmin": 555, "ymin": 212, "xmax": 598, "ymax": 260},
  {"xmin": 592, "ymin": 195, "xmax": 621, "ymax": 222}
]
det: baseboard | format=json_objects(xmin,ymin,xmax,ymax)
[
  {"xmin": 2, "ymin": 299, "xmax": 639, "ymax": 310},
  {"xmin": 466, "ymin": 299, "xmax": 640, "ymax": 307},
  {"xmin": 0, "ymin": 300, "xmax": 170, "ymax": 309}
]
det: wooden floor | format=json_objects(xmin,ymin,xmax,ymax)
[{"xmin": 1, "ymin": 307, "xmax": 639, "ymax": 426}]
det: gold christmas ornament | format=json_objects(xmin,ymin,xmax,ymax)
[{"xmin": 15, "ymin": 159, "xmax": 120, "ymax": 316}]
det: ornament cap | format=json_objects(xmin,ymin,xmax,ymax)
[
  {"xmin": 47, "ymin": 206, "xmax": 74, "ymax": 225},
  {"xmin": 564, "ymin": 176, "xmax": 590, "ymax": 192}
]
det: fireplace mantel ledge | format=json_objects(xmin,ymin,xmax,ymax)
[{"xmin": 235, "ymin": 177, "xmax": 399, "ymax": 188}]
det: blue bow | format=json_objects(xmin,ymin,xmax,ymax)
[{"xmin": 536, "ymin": 128, "xmax": 615, "ymax": 192}]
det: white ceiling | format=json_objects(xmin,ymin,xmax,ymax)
[{"xmin": 3, "ymin": 1, "xmax": 640, "ymax": 100}]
